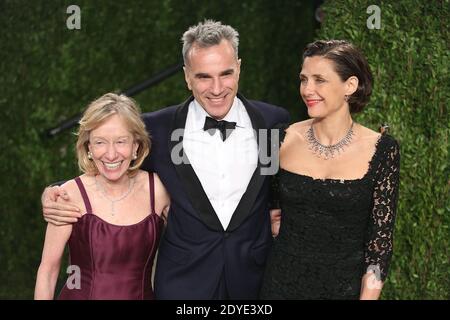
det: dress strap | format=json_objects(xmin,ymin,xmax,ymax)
[
  {"xmin": 148, "ymin": 172, "xmax": 156, "ymax": 214},
  {"xmin": 74, "ymin": 177, "xmax": 92, "ymax": 214}
]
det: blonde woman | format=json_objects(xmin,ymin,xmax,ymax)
[{"xmin": 35, "ymin": 93, "xmax": 170, "ymax": 299}]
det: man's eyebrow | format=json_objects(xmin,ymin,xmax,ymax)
[
  {"xmin": 220, "ymin": 69, "xmax": 234, "ymax": 75},
  {"xmin": 194, "ymin": 69, "xmax": 235, "ymax": 78},
  {"xmin": 194, "ymin": 72, "xmax": 211, "ymax": 78}
]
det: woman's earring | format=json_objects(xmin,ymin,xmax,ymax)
[
  {"xmin": 379, "ymin": 123, "xmax": 390, "ymax": 135},
  {"xmin": 88, "ymin": 151, "xmax": 93, "ymax": 160},
  {"xmin": 133, "ymin": 153, "xmax": 137, "ymax": 160},
  {"xmin": 344, "ymin": 95, "xmax": 349, "ymax": 102}
]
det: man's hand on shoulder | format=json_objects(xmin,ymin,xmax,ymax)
[{"xmin": 42, "ymin": 184, "xmax": 81, "ymax": 226}]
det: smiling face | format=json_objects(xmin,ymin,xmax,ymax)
[
  {"xmin": 183, "ymin": 39, "xmax": 241, "ymax": 120},
  {"xmin": 300, "ymin": 56, "xmax": 357, "ymax": 118},
  {"xmin": 88, "ymin": 114, "xmax": 138, "ymax": 182}
]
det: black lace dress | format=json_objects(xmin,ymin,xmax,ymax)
[{"xmin": 260, "ymin": 126, "xmax": 400, "ymax": 300}]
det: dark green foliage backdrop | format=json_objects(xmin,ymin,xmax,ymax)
[
  {"xmin": 318, "ymin": 0, "xmax": 449, "ymax": 299},
  {"xmin": 0, "ymin": 0, "xmax": 448, "ymax": 300},
  {"xmin": 0, "ymin": 0, "xmax": 314, "ymax": 298}
]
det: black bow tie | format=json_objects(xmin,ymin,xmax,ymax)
[{"xmin": 203, "ymin": 116, "xmax": 237, "ymax": 141}]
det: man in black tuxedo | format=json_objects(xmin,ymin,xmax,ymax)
[{"xmin": 43, "ymin": 20, "xmax": 289, "ymax": 299}]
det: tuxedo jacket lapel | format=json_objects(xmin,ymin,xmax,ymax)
[
  {"xmin": 168, "ymin": 94, "xmax": 268, "ymax": 232},
  {"xmin": 168, "ymin": 96, "xmax": 224, "ymax": 231},
  {"xmin": 226, "ymin": 93, "xmax": 267, "ymax": 232}
]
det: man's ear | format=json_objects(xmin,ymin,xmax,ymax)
[
  {"xmin": 183, "ymin": 66, "xmax": 192, "ymax": 91},
  {"xmin": 345, "ymin": 76, "xmax": 359, "ymax": 96},
  {"xmin": 236, "ymin": 58, "xmax": 242, "ymax": 77}
]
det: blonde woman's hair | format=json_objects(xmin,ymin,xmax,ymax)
[{"xmin": 76, "ymin": 93, "xmax": 150, "ymax": 177}]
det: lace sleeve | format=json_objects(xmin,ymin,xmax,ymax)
[
  {"xmin": 268, "ymin": 123, "xmax": 289, "ymax": 210},
  {"xmin": 364, "ymin": 135, "xmax": 400, "ymax": 282}
]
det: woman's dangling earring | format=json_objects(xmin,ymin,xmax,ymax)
[
  {"xmin": 88, "ymin": 151, "xmax": 93, "ymax": 160},
  {"xmin": 133, "ymin": 153, "xmax": 137, "ymax": 160},
  {"xmin": 344, "ymin": 95, "xmax": 349, "ymax": 102}
]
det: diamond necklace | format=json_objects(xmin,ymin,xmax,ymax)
[
  {"xmin": 306, "ymin": 121, "xmax": 354, "ymax": 160},
  {"xmin": 95, "ymin": 176, "xmax": 135, "ymax": 215}
]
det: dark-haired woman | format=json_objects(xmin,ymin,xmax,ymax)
[{"xmin": 260, "ymin": 40, "xmax": 400, "ymax": 300}]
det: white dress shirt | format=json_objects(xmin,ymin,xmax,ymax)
[{"xmin": 183, "ymin": 97, "xmax": 258, "ymax": 230}]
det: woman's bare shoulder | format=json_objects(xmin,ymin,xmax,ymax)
[
  {"xmin": 152, "ymin": 172, "xmax": 169, "ymax": 199},
  {"xmin": 59, "ymin": 179, "xmax": 78, "ymax": 197},
  {"xmin": 146, "ymin": 171, "xmax": 170, "ymax": 218},
  {"xmin": 357, "ymin": 124, "xmax": 381, "ymax": 141},
  {"xmin": 57, "ymin": 176, "xmax": 85, "ymax": 207},
  {"xmin": 134, "ymin": 170, "xmax": 167, "ymax": 197},
  {"xmin": 288, "ymin": 119, "xmax": 313, "ymax": 131},
  {"xmin": 285, "ymin": 119, "xmax": 312, "ymax": 141}
]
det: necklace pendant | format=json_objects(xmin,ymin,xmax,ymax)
[
  {"xmin": 95, "ymin": 175, "xmax": 136, "ymax": 217},
  {"xmin": 306, "ymin": 122, "xmax": 354, "ymax": 160}
]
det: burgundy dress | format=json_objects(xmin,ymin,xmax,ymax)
[{"xmin": 58, "ymin": 173, "xmax": 164, "ymax": 300}]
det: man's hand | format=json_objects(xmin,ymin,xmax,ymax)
[
  {"xmin": 270, "ymin": 209, "xmax": 281, "ymax": 238},
  {"xmin": 42, "ymin": 186, "xmax": 81, "ymax": 226}
]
